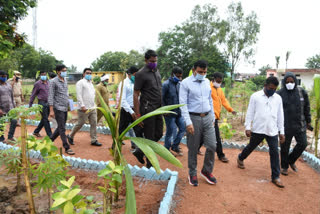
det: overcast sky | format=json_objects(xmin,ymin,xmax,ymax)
[{"xmin": 17, "ymin": 0, "xmax": 320, "ymax": 73}]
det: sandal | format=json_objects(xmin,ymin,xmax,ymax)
[{"xmin": 65, "ymin": 149, "xmax": 75, "ymax": 155}]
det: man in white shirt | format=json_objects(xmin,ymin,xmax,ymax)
[
  {"xmin": 67, "ymin": 68, "xmax": 101, "ymax": 146},
  {"xmin": 118, "ymin": 66, "xmax": 140, "ymax": 149},
  {"xmin": 237, "ymin": 76, "xmax": 285, "ymax": 188}
]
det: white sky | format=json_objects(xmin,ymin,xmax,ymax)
[{"xmin": 17, "ymin": 0, "xmax": 320, "ymax": 73}]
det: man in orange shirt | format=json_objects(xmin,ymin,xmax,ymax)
[{"xmin": 199, "ymin": 72, "xmax": 236, "ymax": 162}]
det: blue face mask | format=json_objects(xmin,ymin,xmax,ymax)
[
  {"xmin": 0, "ymin": 77, "xmax": 7, "ymax": 82},
  {"xmin": 60, "ymin": 71, "xmax": 67, "ymax": 78},
  {"xmin": 173, "ymin": 75, "xmax": 181, "ymax": 83},
  {"xmin": 195, "ymin": 73, "xmax": 206, "ymax": 81},
  {"xmin": 265, "ymin": 88, "xmax": 275, "ymax": 97},
  {"xmin": 130, "ymin": 75, "xmax": 135, "ymax": 83},
  {"xmin": 40, "ymin": 76, "xmax": 47, "ymax": 81},
  {"xmin": 85, "ymin": 74, "xmax": 92, "ymax": 81}
]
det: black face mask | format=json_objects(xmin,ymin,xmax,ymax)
[
  {"xmin": 265, "ymin": 88, "xmax": 275, "ymax": 97},
  {"xmin": 16, "ymin": 77, "xmax": 20, "ymax": 82}
]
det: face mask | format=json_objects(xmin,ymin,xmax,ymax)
[
  {"xmin": 16, "ymin": 77, "xmax": 20, "ymax": 81},
  {"xmin": 0, "ymin": 77, "xmax": 7, "ymax": 82},
  {"xmin": 130, "ymin": 76, "xmax": 135, "ymax": 83},
  {"xmin": 265, "ymin": 88, "xmax": 275, "ymax": 97},
  {"xmin": 85, "ymin": 74, "xmax": 92, "ymax": 81},
  {"xmin": 40, "ymin": 76, "xmax": 47, "ymax": 81},
  {"xmin": 147, "ymin": 62, "xmax": 157, "ymax": 70},
  {"xmin": 195, "ymin": 73, "xmax": 206, "ymax": 81},
  {"xmin": 173, "ymin": 75, "xmax": 181, "ymax": 83},
  {"xmin": 213, "ymin": 81, "xmax": 221, "ymax": 88},
  {"xmin": 103, "ymin": 81, "xmax": 108, "ymax": 86},
  {"xmin": 60, "ymin": 71, "xmax": 67, "ymax": 78},
  {"xmin": 285, "ymin": 83, "xmax": 295, "ymax": 90}
]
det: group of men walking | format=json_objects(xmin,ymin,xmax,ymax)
[{"xmin": 0, "ymin": 49, "xmax": 312, "ymax": 188}]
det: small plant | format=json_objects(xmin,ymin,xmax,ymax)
[
  {"xmin": 313, "ymin": 74, "xmax": 320, "ymax": 157},
  {"xmin": 219, "ymin": 119, "xmax": 236, "ymax": 140}
]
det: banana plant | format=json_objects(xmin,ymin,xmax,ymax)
[
  {"xmin": 314, "ymin": 74, "xmax": 320, "ymax": 157},
  {"xmin": 96, "ymin": 82, "xmax": 183, "ymax": 214}
]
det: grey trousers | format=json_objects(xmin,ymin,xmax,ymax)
[
  {"xmin": 187, "ymin": 114, "xmax": 217, "ymax": 176},
  {"xmin": 70, "ymin": 109, "xmax": 97, "ymax": 143}
]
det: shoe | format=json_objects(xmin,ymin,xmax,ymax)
[
  {"xmin": 281, "ymin": 168, "xmax": 288, "ymax": 176},
  {"xmin": 289, "ymin": 163, "xmax": 298, "ymax": 172},
  {"xmin": 237, "ymin": 156, "xmax": 245, "ymax": 169},
  {"xmin": 146, "ymin": 158, "xmax": 153, "ymax": 169},
  {"xmin": 67, "ymin": 135, "xmax": 74, "ymax": 145},
  {"xmin": 197, "ymin": 150, "xmax": 204, "ymax": 156},
  {"xmin": 171, "ymin": 147, "xmax": 183, "ymax": 156},
  {"xmin": 133, "ymin": 149, "xmax": 145, "ymax": 164},
  {"xmin": 65, "ymin": 149, "xmax": 75, "ymax": 155},
  {"xmin": 7, "ymin": 138, "xmax": 16, "ymax": 143},
  {"xmin": 188, "ymin": 175, "xmax": 198, "ymax": 186},
  {"xmin": 122, "ymin": 142, "xmax": 125, "ymax": 145},
  {"xmin": 219, "ymin": 156, "xmax": 229, "ymax": 163},
  {"xmin": 33, "ymin": 132, "xmax": 42, "ymax": 138},
  {"xmin": 200, "ymin": 170, "xmax": 217, "ymax": 185},
  {"xmin": 91, "ymin": 141, "xmax": 102, "ymax": 146},
  {"xmin": 272, "ymin": 178, "xmax": 285, "ymax": 188}
]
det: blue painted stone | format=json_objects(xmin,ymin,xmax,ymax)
[
  {"xmin": 131, "ymin": 165, "xmax": 140, "ymax": 176},
  {"xmin": 152, "ymin": 169, "xmax": 164, "ymax": 180},
  {"xmin": 79, "ymin": 159, "xmax": 87, "ymax": 169}
]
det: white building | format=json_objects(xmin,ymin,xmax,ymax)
[{"xmin": 266, "ymin": 69, "xmax": 320, "ymax": 91}]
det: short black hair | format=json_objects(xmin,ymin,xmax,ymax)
[
  {"xmin": 40, "ymin": 71, "xmax": 47, "ymax": 74},
  {"xmin": 213, "ymin": 72, "xmax": 223, "ymax": 80},
  {"xmin": 127, "ymin": 66, "xmax": 138, "ymax": 74},
  {"xmin": 265, "ymin": 76, "xmax": 279, "ymax": 86},
  {"xmin": 0, "ymin": 70, "xmax": 7, "ymax": 76},
  {"xmin": 49, "ymin": 72, "xmax": 57, "ymax": 79},
  {"xmin": 172, "ymin": 66, "xmax": 183, "ymax": 75},
  {"xmin": 83, "ymin": 68, "xmax": 92, "ymax": 74},
  {"xmin": 56, "ymin": 64, "xmax": 66, "ymax": 72},
  {"xmin": 193, "ymin": 60, "xmax": 208, "ymax": 69},
  {"xmin": 144, "ymin": 49, "xmax": 157, "ymax": 60}
]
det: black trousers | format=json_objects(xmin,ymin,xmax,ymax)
[
  {"xmin": 198, "ymin": 119, "xmax": 225, "ymax": 158},
  {"xmin": 239, "ymin": 133, "xmax": 280, "ymax": 180},
  {"xmin": 50, "ymin": 109, "xmax": 69, "ymax": 151},
  {"xmin": 281, "ymin": 131, "xmax": 307, "ymax": 169},
  {"xmin": 33, "ymin": 100, "xmax": 52, "ymax": 137},
  {"xmin": 0, "ymin": 115, "xmax": 17, "ymax": 141},
  {"xmin": 119, "ymin": 108, "xmax": 141, "ymax": 145}
]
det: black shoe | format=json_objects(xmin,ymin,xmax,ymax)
[
  {"xmin": 67, "ymin": 135, "xmax": 74, "ymax": 145},
  {"xmin": 171, "ymin": 147, "xmax": 183, "ymax": 156},
  {"xmin": 133, "ymin": 149, "xmax": 145, "ymax": 164},
  {"xmin": 272, "ymin": 178, "xmax": 285, "ymax": 188},
  {"xmin": 237, "ymin": 156, "xmax": 245, "ymax": 169},
  {"xmin": 91, "ymin": 141, "xmax": 102, "ymax": 146},
  {"xmin": 281, "ymin": 168, "xmax": 288, "ymax": 176},
  {"xmin": 219, "ymin": 156, "xmax": 229, "ymax": 163},
  {"xmin": 188, "ymin": 175, "xmax": 198, "ymax": 186},
  {"xmin": 146, "ymin": 158, "xmax": 153, "ymax": 168},
  {"xmin": 289, "ymin": 163, "xmax": 298, "ymax": 172},
  {"xmin": 200, "ymin": 170, "xmax": 217, "ymax": 185}
]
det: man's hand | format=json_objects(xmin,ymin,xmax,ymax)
[
  {"xmin": 80, "ymin": 106, "xmax": 87, "ymax": 113},
  {"xmin": 245, "ymin": 130, "xmax": 251, "ymax": 137},
  {"xmin": 131, "ymin": 113, "xmax": 137, "ymax": 121},
  {"xmin": 279, "ymin": 134, "xmax": 285, "ymax": 144},
  {"xmin": 232, "ymin": 111, "xmax": 237, "ymax": 115},
  {"xmin": 21, "ymin": 96, "xmax": 24, "ymax": 103},
  {"xmin": 135, "ymin": 114, "xmax": 144, "ymax": 128},
  {"xmin": 186, "ymin": 124, "xmax": 194, "ymax": 135},
  {"xmin": 0, "ymin": 109, "xmax": 3, "ymax": 116},
  {"xmin": 49, "ymin": 106, "xmax": 55, "ymax": 118}
]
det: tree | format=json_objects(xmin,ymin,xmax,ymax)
[
  {"xmin": 217, "ymin": 2, "xmax": 260, "ymax": 82},
  {"xmin": 0, "ymin": 0, "xmax": 37, "ymax": 58},
  {"xmin": 37, "ymin": 49, "xmax": 60, "ymax": 73},
  {"xmin": 258, "ymin": 64, "xmax": 272, "ymax": 76},
  {"xmin": 157, "ymin": 4, "xmax": 228, "ymax": 79},
  {"xmin": 305, "ymin": 54, "xmax": 320, "ymax": 68},
  {"xmin": 275, "ymin": 56, "xmax": 280, "ymax": 69},
  {"xmin": 285, "ymin": 51, "xmax": 291, "ymax": 69},
  {"xmin": 68, "ymin": 64, "xmax": 78, "ymax": 73}
]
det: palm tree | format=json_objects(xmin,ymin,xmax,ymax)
[
  {"xmin": 285, "ymin": 51, "xmax": 291, "ymax": 70},
  {"xmin": 275, "ymin": 56, "xmax": 280, "ymax": 69}
]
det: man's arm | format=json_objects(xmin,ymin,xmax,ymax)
[
  {"xmin": 244, "ymin": 94, "xmax": 255, "ymax": 136},
  {"xmin": 29, "ymin": 82, "xmax": 39, "ymax": 107},
  {"xmin": 133, "ymin": 90, "xmax": 141, "ymax": 116},
  {"xmin": 277, "ymin": 96, "xmax": 285, "ymax": 143},
  {"xmin": 303, "ymin": 90, "xmax": 312, "ymax": 125},
  {"xmin": 48, "ymin": 80, "xmax": 55, "ymax": 118},
  {"xmin": 120, "ymin": 82, "xmax": 134, "ymax": 115},
  {"xmin": 162, "ymin": 82, "xmax": 168, "ymax": 106},
  {"xmin": 76, "ymin": 81, "xmax": 86, "ymax": 112},
  {"xmin": 221, "ymin": 90, "xmax": 234, "ymax": 112}
]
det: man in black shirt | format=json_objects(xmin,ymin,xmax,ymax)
[{"xmin": 133, "ymin": 50, "xmax": 163, "ymax": 167}]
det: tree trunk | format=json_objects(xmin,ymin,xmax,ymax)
[{"xmin": 21, "ymin": 117, "xmax": 36, "ymax": 214}]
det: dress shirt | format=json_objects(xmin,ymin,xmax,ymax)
[
  {"xmin": 29, "ymin": 80, "xmax": 49, "ymax": 107},
  {"xmin": 245, "ymin": 90, "xmax": 284, "ymax": 136},
  {"xmin": 179, "ymin": 75, "xmax": 215, "ymax": 126},
  {"xmin": 118, "ymin": 77, "xmax": 134, "ymax": 114},
  {"xmin": 48, "ymin": 76, "xmax": 69, "ymax": 112},
  {"xmin": 0, "ymin": 82, "xmax": 15, "ymax": 113},
  {"xmin": 76, "ymin": 78, "xmax": 96, "ymax": 109}
]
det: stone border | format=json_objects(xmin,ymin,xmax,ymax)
[{"xmin": 0, "ymin": 141, "xmax": 178, "ymax": 213}]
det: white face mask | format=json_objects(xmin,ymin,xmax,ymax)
[
  {"xmin": 213, "ymin": 81, "xmax": 221, "ymax": 88},
  {"xmin": 285, "ymin": 83, "xmax": 295, "ymax": 90}
]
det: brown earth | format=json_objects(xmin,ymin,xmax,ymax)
[{"xmin": 2, "ymin": 125, "xmax": 320, "ymax": 214}]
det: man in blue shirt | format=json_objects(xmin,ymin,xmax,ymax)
[
  {"xmin": 179, "ymin": 60, "xmax": 217, "ymax": 186},
  {"xmin": 162, "ymin": 66, "xmax": 186, "ymax": 156}
]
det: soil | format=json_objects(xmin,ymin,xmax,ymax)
[
  {"xmin": 2, "ymin": 123, "xmax": 320, "ymax": 213},
  {"xmin": 0, "ymin": 166, "xmax": 167, "ymax": 214}
]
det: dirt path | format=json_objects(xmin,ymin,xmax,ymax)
[{"xmin": 3, "ymin": 126, "xmax": 320, "ymax": 213}]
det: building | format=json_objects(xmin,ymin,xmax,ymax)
[
  {"xmin": 266, "ymin": 69, "xmax": 320, "ymax": 90},
  {"xmin": 67, "ymin": 73, "xmax": 83, "ymax": 83},
  {"xmin": 92, "ymin": 71, "xmax": 125, "ymax": 84}
]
